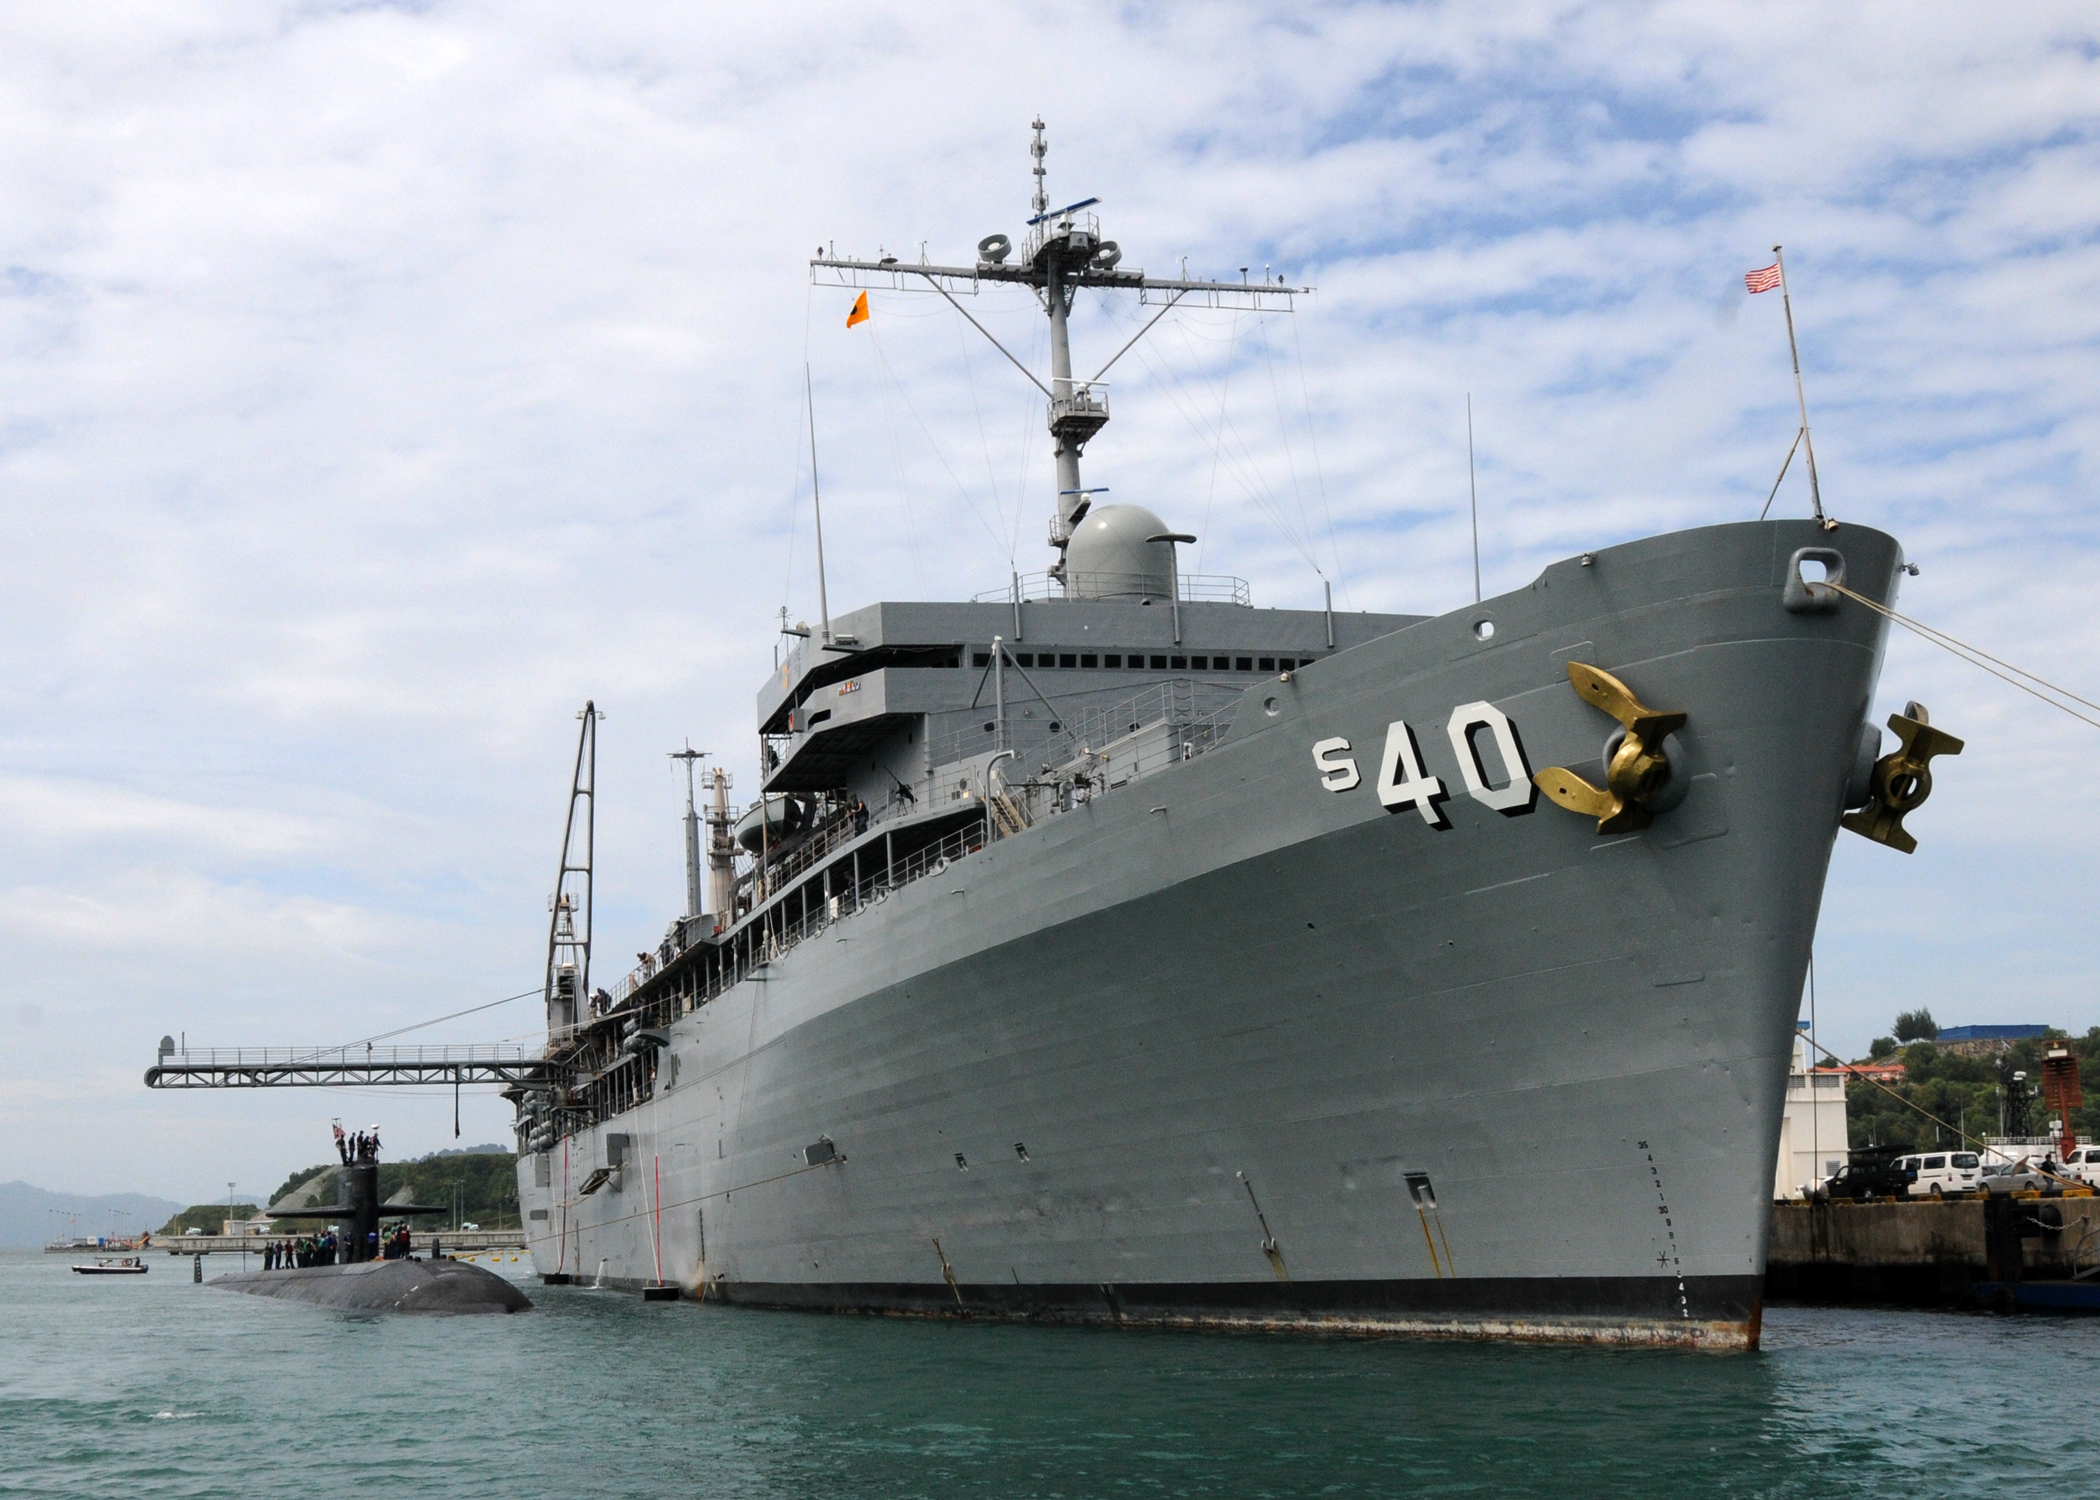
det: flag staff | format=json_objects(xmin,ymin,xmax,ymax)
[{"xmin": 1772, "ymin": 244, "xmax": 1825, "ymax": 524}]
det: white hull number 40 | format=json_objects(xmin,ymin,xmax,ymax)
[{"xmin": 1311, "ymin": 703, "xmax": 1535, "ymax": 829}]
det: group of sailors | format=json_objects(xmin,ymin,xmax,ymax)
[
  {"xmin": 263, "ymin": 1224, "xmax": 420, "ymax": 1269},
  {"xmin": 264, "ymin": 1233, "xmax": 342, "ymax": 1269},
  {"xmin": 332, "ymin": 1121, "xmax": 382, "ymax": 1165}
]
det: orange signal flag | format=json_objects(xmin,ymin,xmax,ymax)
[{"xmin": 846, "ymin": 291, "xmax": 869, "ymax": 328}]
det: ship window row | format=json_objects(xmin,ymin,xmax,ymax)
[{"xmin": 969, "ymin": 651, "xmax": 1318, "ymax": 673}]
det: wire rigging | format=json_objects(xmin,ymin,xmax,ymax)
[
  {"xmin": 1197, "ymin": 310, "xmax": 1242, "ymax": 574},
  {"xmin": 952, "ymin": 305, "xmax": 1014, "ymax": 564},
  {"xmin": 1168, "ymin": 315, "xmax": 1319, "ymax": 563},
  {"xmin": 1257, "ymin": 310, "xmax": 1323, "ymax": 586},
  {"xmin": 334, "ymin": 987, "xmax": 544, "ymax": 1052},
  {"xmin": 1130, "ymin": 308, "xmax": 1325, "ymax": 577},
  {"xmin": 1291, "ymin": 313, "xmax": 1349, "ymax": 610},
  {"xmin": 1009, "ymin": 317, "xmax": 1045, "ymax": 562},
  {"xmin": 1830, "ymin": 583, "xmax": 2100, "ymax": 731},
  {"xmin": 867, "ymin": 309, "xmax": 1008, "ymax": 564},
  {"xmin": 1799, "ymin": 1029, "xmax": 2079, "ymax": 1177},
  {"xmin": 861, "ymin": 313, "xmax": 930, "ymax": 595}
]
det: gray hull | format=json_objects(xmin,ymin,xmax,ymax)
[
  {"xmin": 519, "ymin": 519, "xmax": 1898, "ymax": 1348},
  {"xmin": 211, "ymin": 1258, "xmax": 533, "ymax": 1314}
]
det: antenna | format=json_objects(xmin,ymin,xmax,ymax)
[
  {"xmin": 1467, "ymin": 394, "xmax": 1481, "ymax": 605},
  {"xmin": 670, "ymin": 743, "xmax": 707, "ymax": 920},
  {"xmin": 1030, "ymin": 116, "xmax": 1048, "ymax": 216},
  {"xmin": 810, "ymin": 120, "xmax": 1304, "ymax": 579},
  {"xmin": 1027, "ymin": 196, "xmax": 1099, "ymax": 228},
  {"xmin": 805, "ymin": 363, "xmax": 831, "ymax": 645}
]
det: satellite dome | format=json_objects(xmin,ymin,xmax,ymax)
[{"xmin": 1064, "ymin": 504, "xmax": 1176, "ymax": 601}]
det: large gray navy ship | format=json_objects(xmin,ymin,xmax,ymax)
[{"xmin": 508, "ymin": 126, "xmax": 1954, "ymax": 1349}]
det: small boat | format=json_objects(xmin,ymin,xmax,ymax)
[
  {"xmin": 1977, "ymin": 1280, "xmax": 2100, "ymax": 1314},
  {"xmin": 72, "ymin": 1257, "xmax": 148, "ymax": 1275}
]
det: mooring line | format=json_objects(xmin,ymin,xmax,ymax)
[{"xmin": 1831, "ymin": 582, "xmax": 2100, "ymax": 730}]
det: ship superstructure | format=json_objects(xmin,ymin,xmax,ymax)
[{"xmin": 492, "ymin": 126, "xmax": 1950, "ymax": 1347}]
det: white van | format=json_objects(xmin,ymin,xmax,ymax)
[
  {"xmin": 1898, "ymin": 1152, "xmax": 1982, "ymax": 1197},
  {"xmin": 2059, "ymin": 1146, "xmax": 2100, "ymax": 1187}
]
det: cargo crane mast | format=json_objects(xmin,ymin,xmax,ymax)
[
  {"xmin": 545, "ymin": 703, "xmax": 600, "ymax": 1045},
  {"xmin": 810, "ymin": 118, "xmax": 1307, "ymax": 580}
]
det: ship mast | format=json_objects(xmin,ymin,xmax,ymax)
[
  {"xmin": 811, "ymin": 120, "xmax": 1305, "ymax": 580},
  {"xmin": 670, "ymin": 743, "xmax": 706, "ymax": 920}
]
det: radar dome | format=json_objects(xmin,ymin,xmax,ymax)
[{"xmin": 1064, "ymin": 504, "xmax": 1176, "ymax": 601}]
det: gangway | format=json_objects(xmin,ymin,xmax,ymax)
[{"xmin": 144, "ymin": 1043, "xmax": 560, "ymax": 1090}]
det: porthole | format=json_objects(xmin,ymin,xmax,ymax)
[
  {"xmin": 1473, "ymin": 619, "xmax": 1496, "ymax": 640},
  {"xmin": 1263, "ymin": 696, "xmax": 1281, "ymax": 716}
]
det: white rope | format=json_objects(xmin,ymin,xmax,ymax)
[{"xmin": 1832, "ymin": 583, "xmax": 2100, "ymax": 731}]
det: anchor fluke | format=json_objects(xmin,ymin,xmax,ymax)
[
  {"xmin": 1841, "ymin": 702, "xmax": 1962, "ymax": 853},
  {"xmin": 1534, "ymin": 662, "xmax": 1687, "ymax": 834}
]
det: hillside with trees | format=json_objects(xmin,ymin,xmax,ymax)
[
  {"xmin": 261, "ymin": 1146, "xmax": 521, "ymax": 1229},
  {"xmin": 158, "ymin": 1202, "xmax": 260, "ymax": 1235},
  {"xmin": 1846, "ymin": 1023, "xmax": 2099, "ymax": 1153}
]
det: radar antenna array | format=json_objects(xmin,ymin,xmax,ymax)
[{"xmin": 810, "ymin": 118, "xmax": 1309, "ymax": 576}]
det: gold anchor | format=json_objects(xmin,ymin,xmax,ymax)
[
  {"xmin": 1841, "ymin": 702, "xmax": 1962, "ymax": 854},
  {"xmin": 1533, "ymin": 663, "xmax": 1687, "ymax": 834}
]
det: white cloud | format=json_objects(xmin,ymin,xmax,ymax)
[
  {"xmin": 0, "ymin": 775, "xmax": 328, "ymax": 856},
  {"xmin": 4, "ymin": 0, "xmax": 2099, "ymax": 1193}
]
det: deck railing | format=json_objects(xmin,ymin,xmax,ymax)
[
  {"xmin": 144, "ymin": 1044, "xmax": 556, "ymax": 1089},
  {"xmin": 973, "ymin": 571, "xmax": 1251, "ymax": 606}
]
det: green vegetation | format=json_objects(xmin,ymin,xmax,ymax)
[
  {"xmin": 1846, "ymin": 1027, "xmax": 2100, "ymax": 1153},
  {"xmin": 157, "ymin": 1203, "xmax": 259, "ymax": 1235},
  {"xmin": 1892, "ymin": 1008, "xmax": 1939, "ymax": 1043},
  {"xmin": 263, "ymin": 1149, "xmax": 521, "ymax": 1229}
]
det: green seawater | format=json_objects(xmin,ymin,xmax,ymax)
[{"xmin": 3, "ymin": 1248, "xmax": 2094, "ymax": 1497}]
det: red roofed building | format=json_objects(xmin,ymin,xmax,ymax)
[{"xmin": 1835, "ymin": 1061, "xmax": 1907, "ymax": 1085}]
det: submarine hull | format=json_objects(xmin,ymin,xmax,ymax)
[{"xmin": 211, "ymin": 1257, "xmax": 532, "ymax": 1314}]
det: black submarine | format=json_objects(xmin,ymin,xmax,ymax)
[{"xmin": 212, "ymin": 1129, "xmax": 531, "ymax": 1315}]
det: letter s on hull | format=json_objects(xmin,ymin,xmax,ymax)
[{"xmin": 1311, "ymin": 737, "xmax": 1360, "ymax": 792}]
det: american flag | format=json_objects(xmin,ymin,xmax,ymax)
[{"xmin": 1744, "ymin": 263, "xmax": 1783, "ymax": 294}]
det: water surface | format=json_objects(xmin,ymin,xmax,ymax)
[{"xmin": 4, "ymin": 1249, "xmax": 2092, "ymax": 1497}]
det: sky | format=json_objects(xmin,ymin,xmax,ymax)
[{"xmin": 4, "ymin": 1, "xmax": 2098, "ymax": 1200}]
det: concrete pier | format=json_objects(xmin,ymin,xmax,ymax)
[{"xmin": 1767, "ymin": 1198, "xmax": 2098, "ymax": 1304}]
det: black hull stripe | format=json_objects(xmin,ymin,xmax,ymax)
[{"xmin": 666, "ymin": 1275, "xmax": 1762, "ymax": 1345}]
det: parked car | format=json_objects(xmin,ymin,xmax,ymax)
[
  {"xmin": 2058, "ymin": 1146, "xmax": 2100, "ymax": 1188},
  {"xmin": 1979, "ymin": 1160, "xmax": 2053, "ymax": 1195},
  {"xmin": 1897, "ymin": 1151, "xmax": 1982, "ymax": 1197},
  {"xmin": 1812, "ymin": 1149, "xmax": 1917, "ymax": 1203},
  {"xmin": 183, "ymin": 1227, "xmax": 204, "ymax": 1236},
  {"xmin": 459, "ymin": 1222, "xmax": 479, "ymax": 1232}
]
